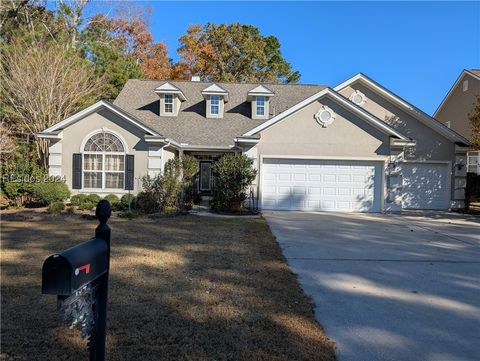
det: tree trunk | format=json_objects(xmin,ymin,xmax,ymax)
[{"xmin": 36, "ymin": 138, "xmax": 49, "ymax": 169}]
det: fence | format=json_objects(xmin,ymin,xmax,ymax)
[
  {"xmin": 466, "ymin": 172, "xmax": 480, "ymax": 210},
  {"xmin": 467, "ymin": 151, "xmax": 480, "ymax": 175},
  {"xmin": 246, "ymin": 186, "xmax": 259, "ymax": 212}
]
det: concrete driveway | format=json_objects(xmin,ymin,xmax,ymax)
[{"xmin": 264, "ymin": 211, "xmax": 480, "ymax": 361}]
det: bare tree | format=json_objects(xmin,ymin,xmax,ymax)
[
  {"xmin": 1, "ymin": 41, "xmax": 103, "ymax": 167},
  {"xmin": 57, "ymin": 0, "xmax": 89, "ymax": 48},
  {"xmin": 0, "ymin": 120, "xmax": 16, "ymax": 163}
]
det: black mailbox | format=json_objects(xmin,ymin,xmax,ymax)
[
  {"xmin": 42, "ymin": 237, "xmax": 109, "ymax": 296},
  {"xmin": 41, "ymin": 200, "xmax": 112, "ymax": 361}
]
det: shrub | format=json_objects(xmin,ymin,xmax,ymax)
[
  {"xmin": 121, "ymin": 194, "xmax": 136, "ymax": 210},
  {"xmin": 31, "ymin": 182, "xmax": 70, "ymax": 206},
  {"xmin": 70, "ymin": 194, "xmax": 99, "ymax": 211},
  {"xmin": 162, "ymin": 161, "xmax": 181, "ymax": 211},
  {"xmin": 137, "ymin": 175, "xmax": 162, "ymax": 213},
  {"xmin": 1, "ymin": 143, "xmax": 45, "ymax": 207},
  {"xmin": 66, "ymin": 205, "xmax": 75, "ymax": 214},
  {"xmin": 104, "ymin": 194, "xmax": 120, "ymax": 210},
  {"xmin": 210, "ymin": 154, "xmax": 257, "ymax": 212},
  {"xmin": 2, "ymin": 181, "xmax": 33, "ymax": 207},
  {"xmin": 47, "ymin": 201, "xmax": 65, "ymax": 214},
  {"xmin": 78, "ymin": 201, "xmax": 96, "ymax": 211},
  {"xmin": 70, "ymin": 194, "xmax": 88, "ymax": 207},
  {"xmin": 87, "ymin": 194, "xmax": 101, "ymax": 204},
  {"xmin": 162, "ymin": 156, "xmax": 199, "ymax": 211}
]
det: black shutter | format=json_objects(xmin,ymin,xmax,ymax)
[
  {"xmin": 125, "ymin": 155, "xmax": 134, "ymax": 190},
  {"xmin": 72, "ymin": 154, "xmax": 82, "ymax": 189}
]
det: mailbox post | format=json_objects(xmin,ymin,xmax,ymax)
[{"xmin": 42, "ymin": 200, "xmax": 112, "ymax": 361}]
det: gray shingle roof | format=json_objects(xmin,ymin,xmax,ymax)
[
  {"xmin": 467, "ymin": 69, "xmax": 480, "ymax": 77},
  {"xmin": 113, "ymin": 80, "xmax": 326, "ymax": 147}
]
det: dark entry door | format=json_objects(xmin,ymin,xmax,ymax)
[{"xmin": 199, "ymin": 162, "xmax": 212, "ymax": 192}]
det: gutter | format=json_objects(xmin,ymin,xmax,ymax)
[
  {"xmin": 36, "ymin": 131, "xmax": 62, "ymax": 140},
  {"xmin": 180, "ymin": 144, "xmax": 238, "ymax": 152}
]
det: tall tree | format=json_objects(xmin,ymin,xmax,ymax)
[
  {"xmin": 468, "ymin": 96, "xmax": 480, "ymax": 150},
  {"xmin": 82, "ymin": 14, "xmax": 144, "ymax": 100},
  {"xmin": 85, "ymin": 13, "xmax": 172, "ymax": 82},
  {"xmin": 56, "ymin": 0, "xmax": 90, "ymax": 48},
  {"xmin": 0, "ymin": 0, "xmax": 65, "ymax": 44},
  {"xmin": 1, "ymin": 41, "xmax": 103, "ymax": 167},
  {"xmin": 176, "ymin": 23, "xmax": 300, "ymax": 83}
]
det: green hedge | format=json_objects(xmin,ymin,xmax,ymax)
[
  {"xmin": 121, "ymin": 194, "xmax": 136, "ymax": 210},
  {"xmin": 70, "ymin": 194, "xmax": 88, "ymax": 207},
  {"xmin": 31, "ymin": 182, "xmax": 70, "ymax": 206},
  {"xmin": 47, "ymin": 201, "xmax": 65, "ymax": 214},
  {"xmin": 71, "ymin": 194, "xmax": 102, "ymax": 210},
  {"xmin": 104, "ymin": 194, "xmax": 121, "ymax": 210},
  {"xmin": 210, "ymin": 154, "xmax": 257, "ymax": 212}
]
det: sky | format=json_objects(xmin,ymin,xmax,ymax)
[{"xmin": 67, "ymin": 1, "xmax": 479, "ymax": 115}]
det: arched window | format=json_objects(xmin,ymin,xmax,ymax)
[{"xmin": 83, "ymin": 132, "xmax": 125, "ymax": 189}]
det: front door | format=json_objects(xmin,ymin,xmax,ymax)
[{"xmin": 199, "ymin": 162, "xmax": 212, "ymax": 192}]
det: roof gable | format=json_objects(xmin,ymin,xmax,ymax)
[
  {"xmin": 40, "ymin": 100, "xmax": 161, "ymax": 136},
  {"xmin": 154, "ymin": 82, "xmax": 187, "ymax": 101},
  {"xmin": 335, "ymin": 73, "xmax": 470, "ymax": 145},
  {"xmin": 433, "ymin": 69, "xmax": 480, "ymax": 119},
  {"xmin": 155, "ymin": 82, "xmax": 180, "ymax": 92},
  {"xmin": 242, "ymin": 88, "xmax": 409, "ymax": 140},
  {"xmin": 202, "ymin": 83, "xmax": 228, "ymax": 94},
  {"xmin": 248, "ymin": 85, "xmax": 275, "ymax": 97}
]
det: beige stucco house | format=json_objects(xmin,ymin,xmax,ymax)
[
  {"xmin": 434, "ymin": 69, "xmax": 480, "ymax": 174},
  {"xmin": 38, "ymin": 73, "xmax": 470, "ymax": 212}
]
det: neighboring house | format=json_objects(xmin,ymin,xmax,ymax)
[
  {"xmin": 434, "ymin": 69, "xmax": 480, "ymax": 174},
  {"xmin": 38, "ymin": 73, "xmax": 470, "ymax": 212}
]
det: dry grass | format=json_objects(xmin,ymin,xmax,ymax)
[{"xmin": 1, "ymin": 210, "xmax": 336, "ymax": 360}]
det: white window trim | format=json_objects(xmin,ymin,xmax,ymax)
[
  {"xmin": 256, "ymin": 96, "xmax": 266, "ymax": 116},
  {"xmin": 164, "ymin": 94, "xmax": 174, "ymax": 113},
  {"xmin": 82, "ymin": 152, "xmax": 125, "ymax": 190},
  {"xmin": 210, "ymin": 95, "xmax": 220, "ymax": 115},
  {"xmin": 81, "ymin": 130, "xmax": 128, "ymax": 190},
  {"xmin": 80, "ymin": 129, "xmax": 129, "ymax": 153}
]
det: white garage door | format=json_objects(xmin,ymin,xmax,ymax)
[
  {"xmin": 401, "ymin": 163, "xmax": 450, "ymax": 210},
  {"xmin": 261, "ymin": 158, "xmax": 383, "ymax": 212}
]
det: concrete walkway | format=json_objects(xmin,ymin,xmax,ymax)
[{"xmin": 264, "ymin": 211, "xmax": 480, "ymax": 361}]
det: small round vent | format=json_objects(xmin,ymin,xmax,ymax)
[
  {"xmin": 314, "ymin": 106, "xmax": 336, "ymax": 128},
  {"xmin": 349, "ymin": 90, "xmax": 367, "ymax": 107}
]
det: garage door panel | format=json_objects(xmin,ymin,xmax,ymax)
[
  {"xmin": 308, "ymin": 187, "xmax": 321, "ymax": 195},
  {"xmin": 261, "ymin": 158, "xmax": 382, "ymax": 212}
]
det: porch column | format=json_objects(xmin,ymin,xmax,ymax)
[
  {"xmin": 452, "ymin": 146, "xmax": 469, "ymax": 209},
  {"xmin": 242, "ymin": 145, "xmax": 259, "ymax": 197}
]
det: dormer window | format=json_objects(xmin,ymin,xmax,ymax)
[
  {"xmin": 248, "ymin": 85, "xmax": 274, "ymax": 120},
  {"xmin": 154, "ymin": 82, "xmax": 187, "ymax": 117},
  {"xmin": 256, "ymin": 97, "xmax": 266, "ymax": 116},
  {"xmin": 164, "ymin": 94, "xmax": 174, "ymax": 113},
  {"xmin": 210, "ymin": 95, "xmax": 220, "ymax": 115},
  {"xmin": 202, "ymin": 84, "xmax": 229, "ymax": 118}
]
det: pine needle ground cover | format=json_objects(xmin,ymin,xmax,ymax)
[{"xmin": 1, "ymin": 212, "xmax": 336, "ymax": 360}]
